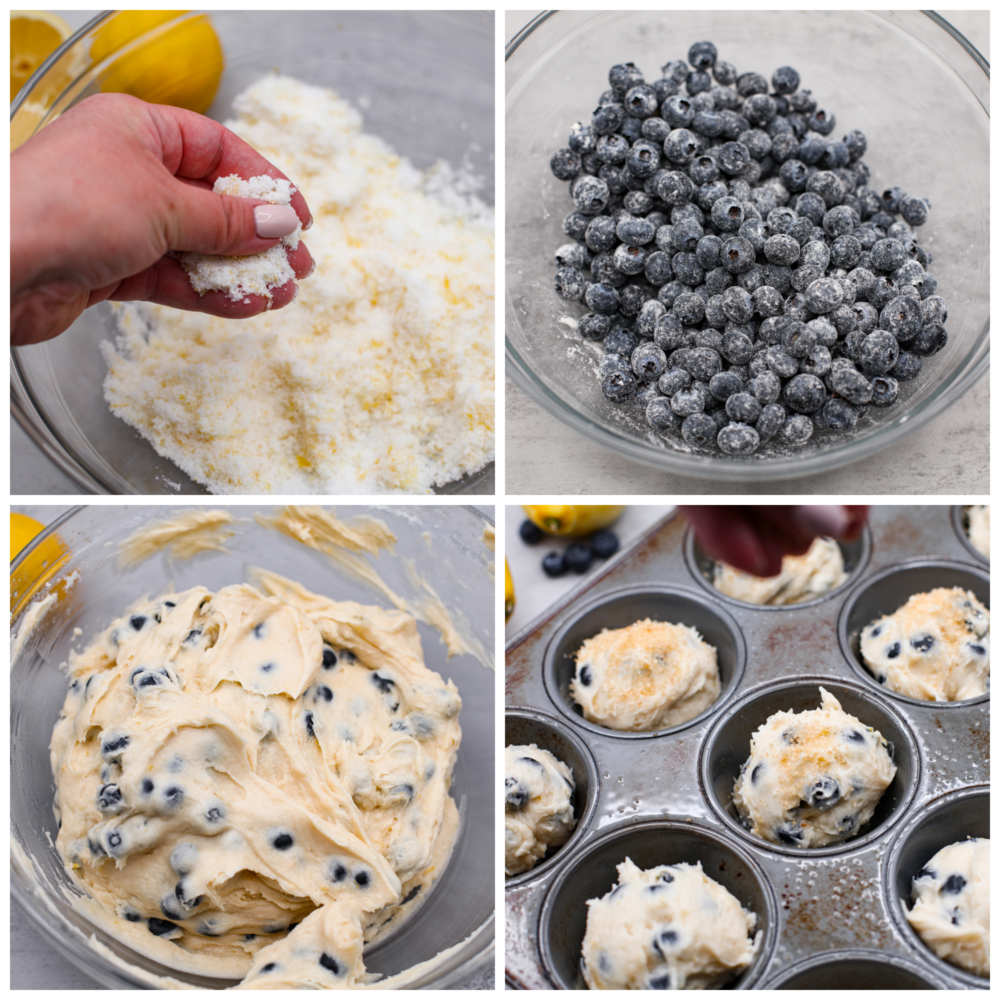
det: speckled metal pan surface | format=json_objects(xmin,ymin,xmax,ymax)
[{"xmin": 505, "ymin": 505, "xmax": 989, "ymax": 990}]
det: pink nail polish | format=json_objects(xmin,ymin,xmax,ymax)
[{"xmin": 254, "ymin": 204, "xmax": 299, "ymax": 239}]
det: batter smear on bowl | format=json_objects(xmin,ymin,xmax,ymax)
[
  {"xmin": 49, "ymin": 572, "xmax": 462, "ymax": 987},
  {"xmin": 102, "ymin": 75, "xmax": 494, "ymax": 494}
]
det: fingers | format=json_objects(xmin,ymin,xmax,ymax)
[
  {"xmin": 11, "ymin": 281, "xmax": 89, "ymax": 346},
  {"xmin": 678, "ymin": 506, "xmax": 773, "ymax": 576},
  {"xmin": 149, "ymin": 104, "xmax": 312, "ymax": 251},
  {"xmin": 101, "ymin": 254, "xmax": 305, "ymax": 318}
]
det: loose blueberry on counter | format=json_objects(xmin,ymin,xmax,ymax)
[
  {"xmin": 542, "ymin": 551, "xmax": 568, "ymax": 578},
  {"xmin": 565, "ymin": 543, "xmax": 594, "ymax": 574}
]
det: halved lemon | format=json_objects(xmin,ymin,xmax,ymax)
[
  {"xmin": 10, "ymin": 10, "xmax": 72, "ymax": 101},
  {"xmin": 90, "ymin": 10, "xmax": 224, "ymax": 116}
]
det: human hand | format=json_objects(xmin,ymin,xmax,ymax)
[
  {"xmin": 679, "ymin": 505, "xmax": 870, "ymax": 577},
  {"xmin": 11, "ymin": 93, "xmax": 315, "ymax": 346}
]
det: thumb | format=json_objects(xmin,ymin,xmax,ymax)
[{"xmin": 161, "ymin": 178, "xmax": 303, "ymax": 257}]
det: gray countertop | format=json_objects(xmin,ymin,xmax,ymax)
[
  {"xmin": 504, "ymin": 11, "xmax": 990, "ymax": 496},
  {"xmin": 11, "ymin": 504, "xmax": 495, "ymax": 990}
]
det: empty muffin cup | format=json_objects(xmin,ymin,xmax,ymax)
[
  {"xmin": 685, "ymin": 524, "xmax": 870, "ymax": 610},
  {"xmin": 542, "ymin": 585, "xmax": 746, "ymax": 739},
  {"xmin": 700, "ymin": 678, "xmax": 919, "ymax": 856},
  {"xmin": 837, "ymin": 559, "xmax": 990, "ymax": 707},
  {"xmin": 953, "ymin": 505, "xmax": 989, "ymax": 565},
  {"xmin": 504, "ymin": 707, "xmax": 600, "ymax": 886},
  {"xmin": 884, "ymin": 784, "xmax": 989, "ymax": 987},
  {"xmin": 762, "ymin": 949, "xmax": 948, "ymax": 989},
  {"xmin": 537, "ymin": 819, "xmax": 776, "ymax": 990}
]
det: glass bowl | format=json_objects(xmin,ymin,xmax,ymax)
[
  {"xmin": 10, "ymin": 505, "xmax": 494, "ymax": 988},
  {"xmin": 505, "ymin": 11, "xmax": 988, "ymax": 481},
  {"xmin": 11, "ymin": 11, "xmax": 495, "ymax": 495}
]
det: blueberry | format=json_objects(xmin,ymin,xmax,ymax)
[
  {"xmin": 542, "ymin": 552, "xmax": 567, "ymax": 578},
  {"xmin": 869, "ymin": 376, "xmax": 899, "ymax": 407},
  {"xmin": 565, "ymin": 543, "xmax": 593, "ymax": 574},
  {"xmin": 775, "ymin": 824, "xmax": 805, "ymax": 846},
  {"xmin": 780, "ymin": 413, "xmax": 814, "ymax": 446},
  {"xmin": 886, "ymin": 642, "xmax": 901, "ymax": 659},
  {"xmin": 687, "ymin": 41, "xmax": 717, "ymax": 70},
  {"xmin": 910, "ymin": 634, "xmax": 934, "ymax": 653},
  {"xmin": 783, "ymin": 373, "xmax": 826, "ymax": 413},
  {"xmin": 720, "ymin": 236, "xmax": 755, "ymax": 274},
  {"xmin": 272, "ymin": 833, "xmax": 294, "ymax": 850},
  {"xmin": 602, "ymin": 369, "xmax": 637, "ymax": 403},
  {"xmin": 646, "ymin": 396, "xmax": 682, "ymax": 434},
  {"xmin": 550, "ymin": 148, "xmax": 582, "ymax": 181},
  {"xmin": 827, "ymin": 365, "xmax": 873, "ymax": 405},
  {"xmin": 572, "ymin": 174, "xmax": 611, "ymax": 214},
  {"xmin": 750, "ymin": 763, "xmax": 763, "ymax": 785},
  {"xmin": 505, "ymin": 779, "xmax": 529, "ymax": 811},
  {"xmin": 771, "ymin": 65, "xmax": 800, "ymax": 94},
  {"xmin": 553, "ymin": 266, "xmax": 586, "ymax": 301},
  {"xmin": 941, "ymin": 874, "xmax": 966, "ymax": 895},
  {"xmin": 319, "ymin": 954, "xmax": 344, "ymax": 976},
  {"xmin": 97, "ymin": 784, "xmax": 124, "ymax": 812},
  {"xmin": 766, "ymin": 345, "xmax": 799, "ymax": 379},
  {"xmin": 647, "ymin": 974, "xmax": 672, "ymax": 989},
  {"xmin": 590, "ymin": 530, "xmax": 620, "ymax": 560},
  {"xmin": 130, "ymin": 615, "xmax": 147, "ymax": 631},
  {"xmin": 899, "ymin": 195, "xmax": 930, "ymax": 226},
  {"xmin": 858, "ymin": 330, "xmax": 899, "ymax": 376},
  {"xmin": 725, "ymin": 392, "xmax": 762, "ymax": 424},
  {"xmin": 816, "ymin": 396, "xmax": 860, "ymax": 432},
  {"xmin": 664, "ymin": 127, "xmax": 699, "ymax": 165},
  {"xmin": 910, "ymin": 322, "xmax": 947, "ymax": 357},
  {"xmin": 681, "ymin": 412, "xmax": 718, "ymax": 448},
  {"xmin": 148, "ymin": 918, "xmax": 179, "ymax": 937},
  {"xmin": 717, "ymin": 422, "xmax": 760, "ymax": 455},
  {"xmin": 803, "ymin": 776, "xmax": 840, "ymax": 810},
  {"xmin": 717, "ymin": 141, "xmax": 751, "ymax": 176},
  {"xmin": 657, "ymin": 367, "xmax": 691, "ymax": 395},
  {"xmin": 585, "ymin": 282, "xmax": 619, "ymax": 315},
  {"xmin": 101, "ymin": 734, "xmax": 130, "ymax": 761}
]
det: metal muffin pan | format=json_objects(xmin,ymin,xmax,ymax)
[{"xmin": 505, "ymin": 506, "xmax": 990, "ymax": 990}]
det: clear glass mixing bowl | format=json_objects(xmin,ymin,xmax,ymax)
[
  {"xmin": 10, "ymin": 505, "xmax": 494, "ymax": 988},
  {"xmin": 506, "ymin": 11, "xmax": 989, "ymax": 481},
  {"xmin": 11, "ymin": 11, "xmax": 495, "ymax": 495}
]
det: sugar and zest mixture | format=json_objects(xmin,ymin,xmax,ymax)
[
  {"xmin": 181, "ymin": 175, "xmax": 301, "ymax": 303},
  {"xmin": 101, "ymin": 75, "xmax": 494, "ymax": 494}
]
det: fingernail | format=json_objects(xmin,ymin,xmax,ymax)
[
  {"xmin": 291, "ymin": 282, "xmax": 299, "ymax": 301},
  {"xmin": 303, "ymin": 215, "xmax": 314, "ymax": 232},
  {"xmin": 791, "ymin": 505, "xmax": 850, "ymax": 538},
  {"xmin": 305, "ymin": 257, "xmax": 316, "ymax": 278},
  {"xmin": 254, "ymin": 204, "xmax": 299, "ymax": 239}
]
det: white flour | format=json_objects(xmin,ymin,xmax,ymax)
[{"xmin": 102, "ymin": 74, "xmax": 494, "ymax": 494}]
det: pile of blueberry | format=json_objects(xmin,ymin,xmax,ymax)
[
  {"xmin": 520, "ymin": 518, "xmax": 620, "ymax": 576},
  {"xmin": 549, "ymin": 42, "xmax": 947, "ymax": 455}
]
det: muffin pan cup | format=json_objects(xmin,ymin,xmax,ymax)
[{"xmin": 505, "ymin": 506, "xmax": 990, "ymax": 990}]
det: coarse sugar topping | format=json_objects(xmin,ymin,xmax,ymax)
[{"xmin": 102, "ymin": 74, "xmax": 494, "ymax": 494}]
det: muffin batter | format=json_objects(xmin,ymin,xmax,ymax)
[
  {"xmin": 733, "ymin": 687, "xmax": 896, "ymax": 848},
  {"xmin": 860, "ymin": 588, "xmax": 989, "ymax": 701},
  {"xmin": 581, "ymin": 858, "xmax": 759, "ymax": 990},
  {"xmin": 504, "ymin": 744, "xmax": 575, "ymax": 877},
  {"xmin": 967, "ymin": 506, "xmax": 989, "ymax": 560},
  {"xmin": 49, "ymin": 572, "xmax": 461, "ymax": 988},
  {"xmin": 713, "ymin": 537, "xmax": 847, "ymax": 606},
  {"xmin": 907, "ymin": 838, "xmax": 990, "ymax": 978},
  {"xmin": 570, "ymin": 620, "xmax": 720, "ymax": 732}
]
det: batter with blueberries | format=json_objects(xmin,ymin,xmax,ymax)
[
  {"xmin": 713, "ymin": 536, "xmax": 846, "ymax": 605},
  {"xmin": 906, "ymin": 838, "xmax": 990, "ymax": 978},
  {"xmin": 733, "ymin": 687, "xmax": 895, "ymax": 848},
  {"xmin": 49, "ymin": 570, "xmax": 461, "ymax": 989},
  {"xmin": 860, "ymin": 587, "xmax": 989, "ymax": 701},
  {"xmin": 504, "ymin": 744, "xmax": 576, "ymax": 877}
]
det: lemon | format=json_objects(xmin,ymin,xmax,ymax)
[
  {"xmin": 522, "ymin": 505, "xmax": 626, "ymax": 537},
  {"xmin": 10, "ymin": 10, "xmax": 72, "ymax": 101},
  {"xmin": 11, "ymin": 513, "xmax": 70, "ymax": 613},
  {"xmin": 505, "ymin": 559, "xmax": 515, "ymax": 623},
  {"xmin": 91, "ymin": 11, "xmax": 224, "ymax": 116}
]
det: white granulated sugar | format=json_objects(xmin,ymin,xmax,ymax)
[
  {"xmin": 102, "ymin": 75, "xmax": 494, "ymax": 494},
  {"xmin": 181, "ymin": 173, "xmax": 301, "ymax": 302}
]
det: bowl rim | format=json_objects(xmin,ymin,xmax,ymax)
[{"xmin": 504, "ymin": 10, "xmax": 990, "ymax": 482}]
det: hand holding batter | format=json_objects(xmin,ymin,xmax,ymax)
[
  {"xmin": 11, "ymin": 92, "xmax": 314, "ymax": 346},
  {"xmin": 679, "ymin": 505, "xmax": 870, "ymax": 577}
]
